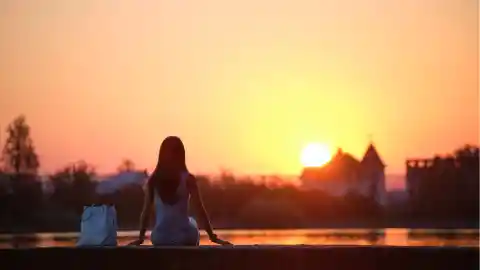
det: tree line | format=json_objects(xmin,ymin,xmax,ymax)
[{"xmin": 0, "ymin": 115, "xmax": 478, "ymax": 233}]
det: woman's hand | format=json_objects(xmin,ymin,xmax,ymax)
[{"xmin": 209, "ymin": 234, "xmax": 233, "ymax": 246}]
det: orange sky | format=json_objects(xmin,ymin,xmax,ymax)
[{"xmin": 0, "ymin": 0, "xmax": 478, "ymax": 176}]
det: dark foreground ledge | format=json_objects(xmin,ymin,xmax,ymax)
[{"xmin": 1, "ymin": 245, "xmax": 478, "ymax": 270}]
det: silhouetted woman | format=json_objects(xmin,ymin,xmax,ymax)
[{"xmin": 129, "ymin": 136, "xmax": 231, "ymax": 246}]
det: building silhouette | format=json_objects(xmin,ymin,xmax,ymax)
[
  {"xmin": 300, "ymin": 143, "xmax": 387, "ymax": 205},
  {"xmin": 405, "ymin": 158, "xmax": 434, "ymax": 201},
  {"xmin": 406, "ymin": 146, "xmax": 479, "ymax": 205}
]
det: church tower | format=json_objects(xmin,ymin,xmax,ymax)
[{"xmin": 360, "ymin": 143, "xmax": 387, "ymax": 205}]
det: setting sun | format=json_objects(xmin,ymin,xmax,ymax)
[{"xmin": 300, "ymin": 143, "xmax": 332, "ymax": 167}]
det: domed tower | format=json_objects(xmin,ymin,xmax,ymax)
[{"xmin": 360, "ymin": 143, "xmax": 387, "ymax": 205}]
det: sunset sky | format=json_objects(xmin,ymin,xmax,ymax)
[{"xmin": 0, "ymin": 0, "xmax": 478, "ymax": 179}]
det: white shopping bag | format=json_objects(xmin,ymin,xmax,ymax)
[{"xmin": 76, "ymin": 205, "xmax": 118, "ymax": 247}]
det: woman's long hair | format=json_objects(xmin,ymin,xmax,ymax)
[{"xmin": 149, "ymin": 136, "xmax": 188, "ymax": 205}]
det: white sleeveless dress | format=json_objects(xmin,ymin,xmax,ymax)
[{"xmin": 150, "ymin": 172, "xmax": 199, "ymax": 246}]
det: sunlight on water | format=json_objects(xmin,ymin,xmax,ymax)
[{"xmin": 0, "ymin": 229, "xmax": 477, "ymax": 248}]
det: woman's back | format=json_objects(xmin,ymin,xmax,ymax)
[{"xmin": 151, "ymin": 172, "xmax": 199, "ymax": 245}]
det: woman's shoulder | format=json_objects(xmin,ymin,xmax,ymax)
[
  {"xmin": 185, "ymin": 172, "xmax": 196, "ymax": 182},
  {"xmin": 185, "ymin": 172, "xmax": 198, "ymax": 190}
]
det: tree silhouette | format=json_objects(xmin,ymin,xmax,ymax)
[
  {"xmin": 117, "ymin": 158, "xmax": 136, "ymax": 172},
  {"xmin": 50, "ymin": 161, "xmax": 96, "ymax": 213},
  {"xmin": 1, "ymin": 115, "xmax": 39, "ymax": 174}
]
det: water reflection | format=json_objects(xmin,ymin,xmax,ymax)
[
  {"xmin": 383, "ymin": 229, "xmax": 409, "ymax": 246},
  {"xmin": 9, "ymin": 234, "xmax": 40, "ymax": 248},
  {"xmin": 0, "ymin": 229, "xmax": 477, "ymax": 248}
]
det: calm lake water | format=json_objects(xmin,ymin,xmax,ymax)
[{"xmin": 0, "ymin": 229, "xmax": 478, "ymax": 248}]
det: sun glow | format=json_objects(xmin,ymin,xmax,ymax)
[{"xmin": 300, "ymin": 143, "xmax": 332, "ymax": 167}]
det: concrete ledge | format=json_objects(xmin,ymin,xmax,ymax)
[{"xmin": 0, "ymin": 245, "xmax": 478, "ymax": 270}]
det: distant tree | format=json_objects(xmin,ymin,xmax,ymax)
[
  {"xmin": 71, "ymin": 161, "xmax": 96, "ymax": 207},
  {"xmin": 49, "ymin": 167, "xmax": 74, "ymax": 206},
  {"xmin": 454, "ymin": 144, "xmax": 479, "ymax": 159},
  {"xmin": 117, "ymin": 159, "xmax": 136, "ymax": 172},
  {"xmin": 72, "ymin": 160, "xmax": 96, "ymax": 176},
  {"xmin": 454, "ymin": 145, "xmax": 479, "ymax": 170},
  {"xmin": 219, "ymin": 168, "xmax": 236, "ymax": 187},
  {"xmin": 50, "ymin": 161, "xmax": 96, "ymax": 213},
  {"xmin": 1, "ymin": 115, "xmax": 39, "ymax": 174}
]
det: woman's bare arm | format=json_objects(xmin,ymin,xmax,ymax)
[
  {"xmin": 138, "ymin": 180, "xmax": 154, "ymax": 240},
  {"xmin": 187, "ymin": 174, "xmax": 215, "ymax": 238}
]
